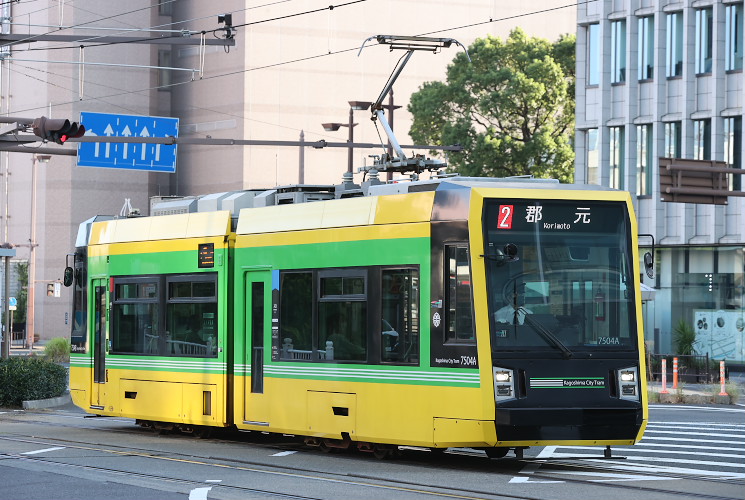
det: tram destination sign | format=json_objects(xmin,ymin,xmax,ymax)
[{"xmin": 77, "ymin": 112, "xmax": 179, "ymax": 173}]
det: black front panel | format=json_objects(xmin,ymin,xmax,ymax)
[{"xmin": 495, "ymin": 357, "xmax": 643, "ymax": 441}]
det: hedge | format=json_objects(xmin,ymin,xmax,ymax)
[{"xmin": 0, "ymin": 357, "xmax": 68, "ymax": 407}]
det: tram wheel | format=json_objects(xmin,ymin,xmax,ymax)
[
  {"xmin": 484, "ymin": 447, "xmax": 510, "ymax": 459},
  {"xmin": 193, "ymin": 427, "xmax": 213, "ymax": 439},
  {"xmin": 319, "ymin": 440, "xmax": 334, "ymax": 453}
]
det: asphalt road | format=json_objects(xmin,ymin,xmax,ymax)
[{"xmin": 0, "ymin": 402, "xmax": 743, "ymax": 500}]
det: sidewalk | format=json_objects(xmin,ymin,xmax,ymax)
[{"xmin": 647, "ymin": 380, "xmax": 743, "ymax": 405}]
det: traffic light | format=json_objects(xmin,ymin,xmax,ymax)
[{"xmin": 31, "ymin": 116, "xmax": 86, "ymax": 144}]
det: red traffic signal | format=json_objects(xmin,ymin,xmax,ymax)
[{"xmin": 31, "ymin": 116, "xmax": 86, "ymax": 144}]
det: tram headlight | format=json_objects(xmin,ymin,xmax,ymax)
[
  {"xmin": 493, "ymin": 367, "xmax": 516, "ymax": 402},
  {"xmin": 617, "ymin": 366, "xmax": 639, "ymax": 401}
]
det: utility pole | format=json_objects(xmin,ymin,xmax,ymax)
[{"xmin": 27, "ymin": 154, "xmax": 50, "ymax": 350}]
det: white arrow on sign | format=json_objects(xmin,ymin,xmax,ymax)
[
  {"xmin": 140, "ymin": 126, "xmax": 150, "ymax": 161},
  {"xmin": 103, "ymin": 124, "xmax": 114, "ymax": 158},
  {"xmin": 121, "ymin": 125, "xmax": 132, "ymax": 159}
]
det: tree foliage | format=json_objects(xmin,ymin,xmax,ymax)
[{"xmin": 408, "ymin": 29, "xmax": 576, "ymax": 182}]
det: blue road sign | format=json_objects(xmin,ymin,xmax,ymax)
[
  {"xmin": 8, "ymin": 297, "xmax": 16, "ymax": 307},
  {"xmin": 77, "ymin": 112, "xmax": 179, "ymax": 173}
]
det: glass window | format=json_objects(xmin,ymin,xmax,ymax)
[
  {"xmin": 158, "ymin": 49, "xmax": 172, "ymax": 89},
  {"xmin": 111, "ymin": 274, "xmax": 219, "ymax": 358},
  {"xmin": 664, "ymin": 121, "xmax": 682, "ymax": 158},
  {"xmin": 279, "ymin": 272, "xmax": 313, "ymax": 359},
  {"xmin": 609, "ymin": 126, "xmax": 625, "ymax": 189},
  {"xmin": 483, "ymin": 201, "xmax": 637, "ymax": 353},
  {"xmin": 70, "ymin": 253, "xmax": 88, "ymax": 353},
  {"xmin": 666, "ymin": 12, "xmax": 683, "ymax": 77},
  {"xmin": 636, "ymin": 124, "xmax": 653, "ymax": 196},
  {"xmin": 381, "ymin": 268, "xmax": 419, "ymax": 364},
  {"xmin": 587, "ymin": 23, "xmax": 600, "ymax": 86},
  {"xmin": 165, "ymin": 275, "xmax": 218, "ymax": 358},
  {"xmin": 726, "ymin": 4, "xmax": 744, "ymax": 71},
  {"xmin": 445, "ymin": 245, "xmax": 474, "ymax": 343},
  {"xmin": 638, "ymin": 17, "xmax": 654, "ymax": 80},
  {"xmin": 695, "ymin": 8, "xmax": 714, "ymax": 74},
  {"xmin": 611, "ymin": 20, "xmax": 627, "ymax": 83},
  {"xmin": 724, "ymin": 117, "xmax": 743, "ymax": 190},
  {"xmin": 694, "ymin": 119, "xmax": 712, "ymax": 160},
  {"xmin": 318, "ymin": 270, "xmax": 367, "ymax": 362},
  {"xmin": 586, "ymin": 128, "xmax": 600, "ymax": 185}
]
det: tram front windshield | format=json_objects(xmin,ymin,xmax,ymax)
[{"xmin": 483, "ymin": 200, "xmax": 637, "ymax": 354}]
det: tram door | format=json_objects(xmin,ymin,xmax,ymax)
[
  {"xmin": 243, "ymin": 270, "xmax": 271, "ymax": 425},
  {"xmin": 91, "ymin": 279, "xmax": 107, "ymax": 409}
]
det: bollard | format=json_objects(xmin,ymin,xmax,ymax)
[
  {"xmin": 718, "ymin": 360, "xmax": 728, "ymax": 396},
  {"xmin": 673, "ymin": 357, "xmax": 678, "ymax": 389},
  {"xmin": 660, "ymin": 358, "xmax": 669, "ymax": 394}
]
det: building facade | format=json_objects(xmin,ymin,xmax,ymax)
[
  {"xmin": 0, "ymin": 1, "xmax": 576, "ymax": 342},
  {"xmin": 575, "ymin": 0, "xmax": 744, "ymax": 365}
]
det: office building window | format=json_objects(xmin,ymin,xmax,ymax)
[
  {"xmin": 158, "ymin": 49, "xmax": 172, "ymax": 89},
  {"xmin": 586, "ymin": 128, "xmax": 600, "ymax": 185},
  {"xmin": 666, "ymin": 12, "xmax": 683, "ymax": 77},
  {"xmin": 636, "ymin": 124, "xmax": 652, "ymax": 196},
  {"xmin": 638, "ymin": 17, "xmax": 654, "ymax": 80},
  {"xmin": 693, "ymin": 119, "xmax": 712, "ymax": 160},
  {"xmin": 664, "ymin": 121, "xmax": 682, "ymax": 158},
  {"xmin": 609, "ymin": 126, "xmax": 625, "ymax": 189},
  {"xmin": 611, "ymin": 20, "xmax": 627, "ymax": 83},
  {"xmin": 724, "ymin": 117, "xmax": 743, "ymax": 190},
  {"xmin": 695, "ymin": 8, "xmax": 714, "ymax": 74},
  {"xmin": 588, "ymin": 23, "xmax": 600, "ymax": 86},
  {"xmin": 726, "ymin": 3, "xmax": 744, "ymax": 71}
]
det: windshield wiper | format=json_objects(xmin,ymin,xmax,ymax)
[{"xmin": 517, "ymin": 307, "xmax": 574, "ymax": 359}]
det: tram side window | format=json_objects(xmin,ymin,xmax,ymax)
[
  {"xmin": 279, "ymin": 272, "xmax": 313, "ymax": 359},
  {"xmin": 165, "ymin": 275, "xmax": 218, "ymax": 358},
  {"xmin": 445, "ymin": 245, "xmax": 475, "ymax": 343},
  {"xmin": 111, "ymin": 274, "xmax": 218, "ymax": 358},
  {"xmin": 111, "ymin": 281, "xmax": 159, "ymax": 355},
  {"xmin": 381, "ymin": 268, "xmax": 419, "ymax": 364},
  {"xmin": 319, "ymin": 271, "xmax": 367, "ymax": 362}
]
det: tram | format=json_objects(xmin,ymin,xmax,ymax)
[
  {"xmin": 64, "ymin": 35, "xmax": 647, "ymax": 458},
  {"xmin": 65, "ymin": 176, "xmax": 648, "ymax": 458}
]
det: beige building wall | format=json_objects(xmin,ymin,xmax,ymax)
[{"xmin": 0, "ymin": 0, "xmax": 575, "ymax": 341}]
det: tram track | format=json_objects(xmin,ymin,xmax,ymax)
[{"xmin": 1, "ymin": 428, "xmax": 742, "ymax": 500}]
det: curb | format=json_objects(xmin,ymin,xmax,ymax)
[{"xmin": 22, "ymin": 392, "xmax": 72, "ymax": 410}]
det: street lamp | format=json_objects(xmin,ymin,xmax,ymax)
[
  {"xmin": 322, "ymin": 100, "xmax": 372, "ymax": 174},
  {"xmin": 27, "ymin": 154, "xmax": 51, "ymax": 350}
]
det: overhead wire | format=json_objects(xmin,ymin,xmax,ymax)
[{"xmin": 6, "ymin": 0, "xmax": 584, "ymax": 124}]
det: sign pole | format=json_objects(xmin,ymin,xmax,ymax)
[{"xmin": 1, "ymin": 245, "xmax": 16, "ymax": 359}]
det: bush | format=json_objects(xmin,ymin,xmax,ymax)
[
  {"xmin": 44, "ymin": 337, "xmax": 71, "ymax": 363},
  {"xmin": 0, "ymin": 357, "xmax": 68, "ymax": 407}
]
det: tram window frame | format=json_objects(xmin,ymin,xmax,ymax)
[
  {"xmin": 380, "ymin": 267, "xmax": 420, "ymax": 365},
  {"xmin": 110, "ymin": 276, "xmax": 160, "ymax": 356},
  {"xmin": 318, "ymin": 268, "xmax": 368, "ymax": 363},
  {"xmin": 444, "ymin": 244, "xmax": 476, "ymax": 344},
  {"xmin": 165, "ymin": 274, "xmax": 218, "ymax": 358},
  {"xmin": 276, "ymin": 266, "xmax": 420, "ymax": 365},
  {"xmin": 110, "ymin": 273, "xmax": 218, "ymax": 358},
  {"xmin": 278, "ymin": 271, "xmax": 315, "ymax": 360}
]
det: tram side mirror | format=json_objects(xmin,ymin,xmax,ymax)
[
  {"xmin": 643, "ymin": 252, "xmax": 654, "ymax": 279},
  {"xmin": 482, "ymin": 243, "xmax": 520, "ymax": 266},
  {"xmin": 63, "ymin": 266, "xmax": 74, "ymax": 287},
  {"xmin": 503, "ymin": 243, "xmax": 519, "ymax": 262}
]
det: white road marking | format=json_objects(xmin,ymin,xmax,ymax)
[
  {"xmin": 22, "ymin": 447, "xmax": 65, "ymax": 455},
  {"xmin": 188, "ymin": 487, "xmax": 212, "ymax": 500},
  {"xmin": 271, "ymin": 450, "xmax": 297, "ymax": 457},
  {"xmin": 205, "ymin": 480, "xmax": 222, "ymax": 483}
]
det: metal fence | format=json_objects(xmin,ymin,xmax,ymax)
[{"xmin": 648, "ymin": 353, "xmax": 713, "ymax": 384}]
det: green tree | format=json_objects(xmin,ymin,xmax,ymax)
[{"xmin": 408, "ymin": 28, "xmax": 576, "ymax": 182}]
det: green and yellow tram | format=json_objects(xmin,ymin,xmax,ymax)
[{"xmin": 66, "ymin": 177, "xmax": 648, "ymax": 458}]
